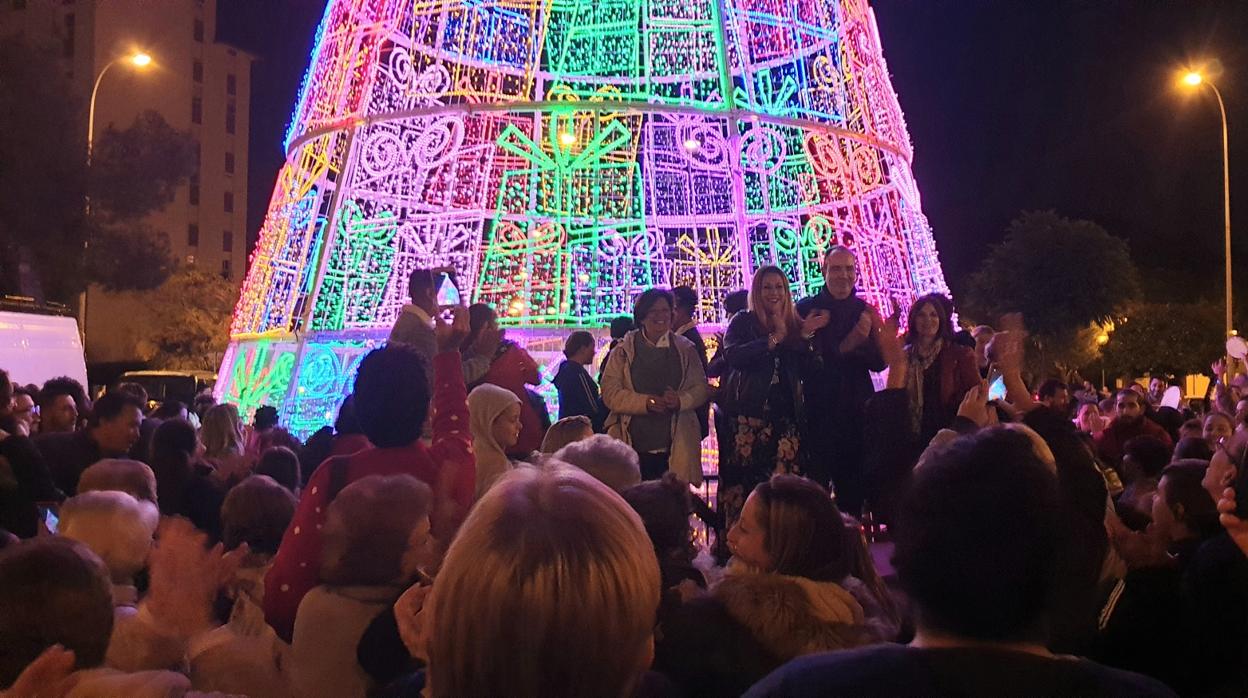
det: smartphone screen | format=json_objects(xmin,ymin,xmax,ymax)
[
  {"xmin": 43, "ymin": 507, "xmax": 58, "ymax": 535},
  {"xmin": 435, "ymin": 271, "xmax": 461, "ymax": 309},
  {"xmin": 988, "ymin": 376, "xmax": 1007, "ymax": 401}
]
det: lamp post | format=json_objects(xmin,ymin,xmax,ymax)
[
  {"xmin": 1180, "ymin": 70, "xmax": 1234, "ymax": 343},
  {"xmin": 80, "ymin": 51, "xmax": 153, "ymax": 345}
]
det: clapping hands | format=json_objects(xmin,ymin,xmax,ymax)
[
  {"xmin": 839, "ymin": 306, "xmax": 882, "ymax": 355},
  {"xmin": 145, "ymin": 518, "xmax": 246, "ymax": 638}
]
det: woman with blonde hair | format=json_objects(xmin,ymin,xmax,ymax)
[
  {"xmin": 718, "ymin": 475, "xmax": 894, "ymax": 656},
  {"xmin": 716, "ymin": 266, "xmax": 826, "ymax": 529},
  {"xmin": 425, "ymin": 464, "xmax": 660, "ymax": 697},
  {"xmin": 201, "ymin": 403, "xmax": 253, "ymax": 483}
]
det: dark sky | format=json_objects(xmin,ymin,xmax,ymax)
[{"xmin": 219, "ymin": 0, "xmax": 1247, "ymax": 301}]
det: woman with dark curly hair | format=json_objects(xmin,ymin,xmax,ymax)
[{"xmin": 903, "ymin": 293, "xmax": 979, "ymax": 443}]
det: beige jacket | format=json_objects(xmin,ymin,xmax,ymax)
[{"xmin": 601, "ymin": 330, "xmax": 708, "ymax": 485}]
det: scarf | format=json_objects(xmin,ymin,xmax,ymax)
[
  {"xmin": 904, "ymin": 339, "xmax": 943, "ymax": 432},
  {"xmin": 468, "ymin": 384, "xmax": 521, "ymax": 498}
]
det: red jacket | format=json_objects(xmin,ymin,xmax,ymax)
[
  {"xmin": 1095, "ymin": 416, "xmax": 1174, "ymax": 466},
  {"xmin": 933, "ymin": 343, "xmax": 982, "ymax": 415},
  {"xmin": 479, "ymin": 343, "xmax": 543, "ymax": 457},
  {"xmin": 263, "ymin": 352, "xmax": 474, "ymax": 641}
]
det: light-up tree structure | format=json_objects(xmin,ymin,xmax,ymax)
[{"xmin": 218, "ymin": 0, "xmax": 951, "ymax": 437}]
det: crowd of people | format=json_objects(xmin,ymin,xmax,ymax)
[{"xmin": 2, "ymin": 248, "xmax": 1248, "ymax": 696}]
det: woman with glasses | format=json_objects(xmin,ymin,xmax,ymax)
[{"xmin": 601, "ymin": 288, "xmax": 709, "ymax": 483}]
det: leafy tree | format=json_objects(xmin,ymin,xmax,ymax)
[
  {"xmin": 137, "ymin": 268, "xmax": 238, "ymax": 371},
  {"xmin": 87, "ymin": 224, "xmax": 173, "ymax": 292},
  {"xmin": 964, "ymin": 210, "xmax": 1141, "ymax": 377},
  {"xmin": 90, "ymin": 111, "xmax": 197, "ymax": 222},
  {"xmin": 1101, "ymin": 302, "xmax": 1225, "ymax": 379}
]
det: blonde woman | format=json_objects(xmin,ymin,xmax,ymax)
[
  {"xmin": 201, "ymin": 403, "xmax": 253, "ymax": 484},
  {"xmin": 716, "ymin": 266, "xmax": 827, "ymax": 530},
  {"xmin": 425, "ymin": 464, "xmax": 660, "ymax": 697}
]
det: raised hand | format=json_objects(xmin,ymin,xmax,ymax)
[
  {"xmin": 434, "ymin": 305, "xmax": 470, "ymax": 353},
  {"xmin": 988, "ymin": 331, "xmax": 1025, "ymax": 375},
  {"xmin": 876, "ymin": 311, "xmax": 905, "ymax": 368},
  {"xmin": 146, "ymin": 518, "xmax": 234, "ymax": 638},
  {"xmin": 839, "ymin": 306, "xmax": 879, "ymax": 354},
  {"xmin": 956, "ymin": 381, "xmax": 991, "ymax": 428},
  {"xmin": 473, "ymin": 324, "xmax": 503, "ymax": 358},
  {"xmin": 1212, "ymin": 358, "xmax": 1227, "ymax": 378}
]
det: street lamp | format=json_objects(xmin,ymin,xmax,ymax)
[
  {"xmin": 1178, "ymin": 68, "xmax": 1233, "ymax": 343},
  {"xmin": 88, "ymin": 51, "xmax": 154, "ymax": 164},
  {"xmin": 80, "ymin": 51, "xmax": 154, "ymax": 345}
]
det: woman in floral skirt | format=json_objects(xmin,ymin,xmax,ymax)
[{"xmin": 716, "ymin": 266, "xmax": 828, "ymax": 529}]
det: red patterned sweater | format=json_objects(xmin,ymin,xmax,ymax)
[{"xmin": 262, "ymin": 351, "xmax": 474, "ymax": 641}]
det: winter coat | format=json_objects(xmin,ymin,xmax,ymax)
[
  {"xmin": 291, "ymin": 584, "xmax": 402, "ymax": 698},
  {"xmin": 718, "ymin": 311, "xmax": 813, "ymax": 423},
  {"xmin": 713, "ymin": 571, "xmax": 881, "ymax": 662},
  {"xmin": 794, "ymin": 290, "xmax": 885, "ymax": 422},
  {"xmin": 601, "ymin": 330, "xmax": 709, "ymax": 485}
]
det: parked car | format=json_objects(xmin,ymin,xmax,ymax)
[{"xmin": 116, "ymin": 370, "xmax": 216, "ymax": 409}]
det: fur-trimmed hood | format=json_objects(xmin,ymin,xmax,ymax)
[{"xmin": 713, "ymin": 571, "xmax": 877, "ymax": 661}]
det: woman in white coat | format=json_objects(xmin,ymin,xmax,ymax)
[{"xmin": 601, "ymin": 288, "xmax": 709, "ymax": 484}]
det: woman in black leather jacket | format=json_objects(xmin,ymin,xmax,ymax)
[{"xmin": 716, "ymin": 266, "xmax": 828, "ymax": 529}]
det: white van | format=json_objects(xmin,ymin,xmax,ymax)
[{"xmin": 0, "ymin": 309, "xmax": 88, "ymax": 389}]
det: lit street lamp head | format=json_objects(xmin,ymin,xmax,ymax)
[{"xmin": 129, "ymin": 52, "xmax": 153, "ymax": 68}]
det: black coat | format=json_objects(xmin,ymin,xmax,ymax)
[
  {"xmin": 553, "ymin": 360, "xmax": 608, "ymax": 433},
  {"xmin": 34, "ymin": 429, "xmax": 104, "ymax": 496},
  {"xmin": 795, "ymin": 291, "xmax": 885, "ymax": 421},
  {"xmin": 718, "ymin": 312, "xmax": 812, "ymax": 426}
]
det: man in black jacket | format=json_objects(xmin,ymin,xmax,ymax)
[
  {"xmin": 795, "ymin": 246, "xmax": 883, "ymax": 515},
  {"xmin": 34, "ymin": 391, "xmax": 143, "ymax": 496}
]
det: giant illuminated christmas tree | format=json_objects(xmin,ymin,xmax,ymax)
[{"xmin": 217, "ymin": 0, "xmax": 950, "ymax": 436}]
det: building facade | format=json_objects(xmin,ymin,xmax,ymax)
[{"xmin": 1, "ymin": 0, "xmax": 252, "ymax": 363}]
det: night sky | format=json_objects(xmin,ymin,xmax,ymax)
[{"xmin": 219, "ymin": 0, "xmax": 1248, "ymax": 302}]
